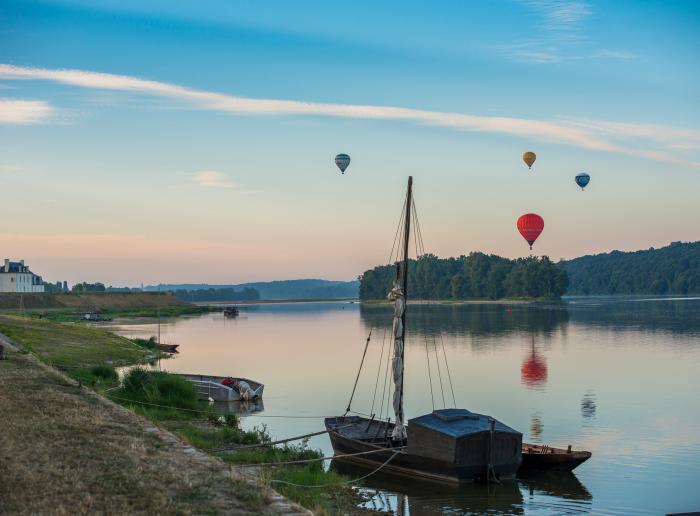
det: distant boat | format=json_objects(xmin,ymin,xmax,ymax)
[
  {"xmin": 156, "ymin": 343, "xmax": 179, "ymax": 353},
  {"xmin": 223, "ymin": 306, "xmax": 240, "ymax": 318},
  {"xmin": 176, "ymin": 373, "xmax": 264, "ymax": 402}
]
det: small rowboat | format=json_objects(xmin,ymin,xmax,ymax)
[
  {"xmin": 176, "ymin": 373, "xmax": 264, "ymax": 402},
  {"xmin": 156, "ymin": 343, "xmax": 179, "ymax": 353},
  {"xmin": 520, "ymin": 443, "xmax": 592, "ymax": 472}
]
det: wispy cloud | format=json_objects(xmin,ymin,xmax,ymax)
[
  {"xmin": 502, "ymin": 2, "xmax": 636, "ymax": 64},
  {"xmin": 0, "ymin": 98, "xmax": 55, "ymax": 124},
  {"xmin": 525, "ymin": 0, "xmax": 592, "ymax": 35},
  {"xmin": 0, "ymin": 64, "xmax": 697, "ymax": 169},
  {"xmin": 594, "ymin": 49, "xmax": 637, "ymax": 59},
  {"xmin": 192, "ymin": 170, "xmax": 235, "ymax": 188}
]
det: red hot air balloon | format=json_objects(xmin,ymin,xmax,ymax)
[{"xmin": 517, "ymin": 213, "xmax": 544, "ymax": 250}]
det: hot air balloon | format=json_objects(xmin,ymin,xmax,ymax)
[
  {"xmin": 517, "ymin": 213, "xmax": 544, "ymax": 250},
  {"xmin": 575, "ymin": 172, "xmax": 590, "ymax": 190},
  {"xmin": 335, "ymin": 153, "xmax": 351, "ymax": 174},
  {"xmin": 522, "ymin": 151, "xmax": 536, "ymax": 169}
]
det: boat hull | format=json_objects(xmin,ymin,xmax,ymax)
[
  {"xmin": 176, "ymin": 374, "xmax": 264, "ymax": 402},
  {"xmin": 325, "ymin": 416, "xmax": 519, "ymax": 485},
  {"xmin": 520, "ymin": 444, "xmax": 592, "ymax": 472}
]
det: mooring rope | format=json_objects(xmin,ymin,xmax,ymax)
[
  {"xmin": 232, "ymin": 446, "xmax": 405, "ymax": 469},
  {"xmin": 105, "ymin": 393, "xmax": 332, "ymax": 418},
  {"xmin": 266, "ymin": 450, "xmax": 403, "ymax": 488}
]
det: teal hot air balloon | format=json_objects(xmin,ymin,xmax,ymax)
[
  {"xmin": 335, "ymin": 153, "xmax": 351, "ymax": 174},
  {"xmin": 575, "ymin": 172, "xmax": 590, "ymax": 190}
]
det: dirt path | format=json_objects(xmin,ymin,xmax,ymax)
[{"xmin": 0, "ymin": 339, "xmax": 310, "ymax": 515}]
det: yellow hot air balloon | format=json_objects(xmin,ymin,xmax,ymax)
[{"xmin": 522, "ymin": 151, "xmax": 536, "ymax": 169}]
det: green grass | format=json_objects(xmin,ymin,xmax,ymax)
[
  {"xmin": 20, "ymin": 304, "xmax": 213, "ymax": 323},
  {"xmin": 270, "ymin": 464, "xmax": 357, "ymax": 514},
  {"xmin": 67, "ymin": 364, "xmax": 119, "ymax": 387},
  {"xmin": 107, "ymin": 369, "xmax": 360, "ymax": 513},
  {"xmin": 0, "ymin": 314, "xmax": 152, "ymax": 368},
  {"xmin": 115, "ymin": 367, "xmax": 201, "ymax": 412}
]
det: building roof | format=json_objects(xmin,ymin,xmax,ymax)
[
  {"xmin": 2, "ymin": 261, "xmax": 26, "ymax": 274},
  {"xmin": 409, "ymin": 409, "xmax": 521, "ymax": 437}
]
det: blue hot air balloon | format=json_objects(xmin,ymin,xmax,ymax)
[
  {"xmin": 335, "ymin": 153, "xmax": 351, "ymax": 174},
  {"xmin": 575, "ymin": 172, "xmax": 590, "ymax": 190}
]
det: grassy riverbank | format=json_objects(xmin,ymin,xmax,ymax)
[
  {"xmin": 0, "ymin": 314, "xmax": 364, "ymax": 514},
  {"xmin": 108, "ymin": 367, "xmax": 360, "ymax": 513},
  {"xmin": 0, "ymin": 345, "xmax": 281, "ymax": 514},
  {"xmin": 0, "ymin": 314, "xmax": 154, "ymax": 368}
]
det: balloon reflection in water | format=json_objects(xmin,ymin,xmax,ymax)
[
  {"xmin": 530, "ymin": 413, "xmax": 544, "ymax": 441},
  {"xmin": 581, "ymin": 391, "xmax": 597, "ymax": 418},
  {"xmin": 521, "ymin": 340, "xmax": 548, "ymax": 389}
]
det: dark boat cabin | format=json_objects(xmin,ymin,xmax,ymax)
[{"xmin": 408, "ymin": 409, "xmax": 522, "ymax": 481}]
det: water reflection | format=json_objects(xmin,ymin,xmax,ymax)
[
  {"xmin": 360, "ymin": 302, "xmax": 570, "ymax": 338},
  {"xmin": 519, "ymin": 471, "xmax": 592, "ymax": 501},
  {"xmin": 529, "ymin": 413, "xmax": 543, "ymax": 442},
  {"xmin": 580, "ymin": 391, "xmax": 596, "ymax": 419},
  {"xmin": 332, "ymin": 460, "xmax": 525, "ymax": 515},
  {"xmin": 521, "ymin": 338, "xmax": 548, "ymax": 390},
  {"xmin": 212, "ymin": 399, "xmax": 265, "ymax": 416}
]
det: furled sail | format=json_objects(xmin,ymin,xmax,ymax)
[{"xmin": 388, "ymin": 281, "xmax": 408, "ymax": 439}]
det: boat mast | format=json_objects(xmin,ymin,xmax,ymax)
[
  {"xmin": 389, "ymin": 176, "xmax": 412, "ymax": 441},
  {"xmin": 398, "ymin": 176, "xmax": 412, "ymax": 413}
]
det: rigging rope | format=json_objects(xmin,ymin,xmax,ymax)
[
  {"xmin": 423, "ymin": 334, "xmax": 435, "ymax": 411},
  {"xmin": 388, "ymin": 196, "xmax": 407, "ymax": 265},
  {"xmin": 345, "ymin": 329, "xmax": 373, "ymax": 415},
  {"xmin": 378, "ymin": 325, "xmax": 392, "ymax": 421},
  {"xmin": 439, "ymin": 333, "xmax": 458, "ymax": 407},
  {"xmin": 432, "ymin": 336, "xmax": 446, "ymax": 408},
  {"xmin": 370, "ymin": 328, "xmax": 388, "ymax": 417}
]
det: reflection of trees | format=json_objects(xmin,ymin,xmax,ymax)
[
  {"xmin": 567, "ymin": 297, "xmax": 700, "ymax": 335},
  {"xmin": 360, "ymin": 297, "xmax": 700, "ymax": 338},
  {"xmin": 360, "ymin": 302, "xmax": 570, "ymax": 338}
]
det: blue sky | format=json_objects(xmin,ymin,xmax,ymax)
[{"xmin": 1, "ymin": 0, "xmax": 699, "ymax": 285}]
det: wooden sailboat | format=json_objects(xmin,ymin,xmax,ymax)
[{"xmin": 325, "ymin": 176, "xmax": 590, "ymax": 484}]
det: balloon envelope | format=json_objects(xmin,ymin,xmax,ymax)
[
  {"xmin": 522, "ymin": 151, "xmax": 536, "ymax": 169},
  {"xmin": 335, "ymin": 153, "xmax": 351, "ymax": 174},
  {"xmin": 575, "ymin": 172, "xmax": 590, "ymax": 190},
  {"xmin": 517, "ymin": 213, "xmax": 544, "ymax": 249}
]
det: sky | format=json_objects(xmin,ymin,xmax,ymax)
[{"xmin": 1, "ymin": 0, "xmax": 699, "ymax": 286}]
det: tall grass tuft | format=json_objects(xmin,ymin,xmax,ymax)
[
  {"xmin": 119, "ymin": 368, "xmax": 200, "ymax": 412},
  {"xmin": 68, "ymin": 364, "xmax": 118, "ymax": 386}
]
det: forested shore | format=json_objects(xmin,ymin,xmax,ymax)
[
  {"xmin": 562, "ymin": 241, "xmax": 700, "ymax": 295},
  {"xmin": 359, "ymin": 253, "xmax": 568, "ymax": 301}
]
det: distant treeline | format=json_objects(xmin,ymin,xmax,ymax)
[
  {"xmin": 562, "ymin": 241, "xmax": 700, "ymax": 295},
  {"xmin": 359, "ymin": 253, "xmax": 568, "ymax": 301},
  {"xmin": 148, "ymin": 279, "xmax": 359, "ymax": 300},
  {"xmin": 172, "ymin": 287, "xmax": 260, "ymax": 302}
]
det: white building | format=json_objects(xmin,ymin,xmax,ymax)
[{"xmin": 0, "ymin": 259, "xmax": 45, "ymax": 293}]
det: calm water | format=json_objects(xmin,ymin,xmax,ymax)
[{"xmin": 113, "ymin": 297, "xmax": 700, "ymax": 515}]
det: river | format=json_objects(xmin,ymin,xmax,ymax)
[{"xmin": 113, "ymin": 296, "xmax": 700, "ymax": 515}]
